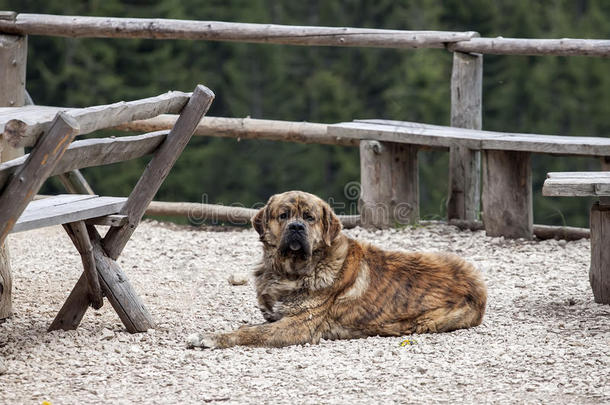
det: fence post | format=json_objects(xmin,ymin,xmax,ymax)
[
  {"xmin": 448, "ymin": 51, "xmax": 482, "ymax": 222},
  {"xmin": 359, "ymin": 140, "xmax": 419, "ymax": 228},
  {"xmin": 0, "ymin": 13, "xmax": 27, "ymax": 319}
]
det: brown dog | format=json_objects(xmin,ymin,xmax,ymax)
[{"xmin": 188, "ymin": 191, "xmax": 486, "ymax": 349}]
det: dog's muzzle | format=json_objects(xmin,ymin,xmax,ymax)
[{"xmin": 279, "ymin": 221, "xmax": 312, "ymax": 258}]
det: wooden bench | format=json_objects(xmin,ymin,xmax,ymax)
[
  {"xmin": 0, "ymin": 85, "xmax": 215, "ymax": 332},
  {"xmin": 543, "ymin": 172, "xmax": 610, "ymax": 304},
  {"xmin": 329, "ymin": 119, "xmax": 610, "ymax": 239}
]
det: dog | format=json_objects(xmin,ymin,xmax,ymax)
[{"xmin": 188, "ymin": 191, "xmax": 486, "ymax": 349}]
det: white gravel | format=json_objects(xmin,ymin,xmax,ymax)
[{"xmin": 0, "ymin": 221, "xmax": 609, "ymax": 404}]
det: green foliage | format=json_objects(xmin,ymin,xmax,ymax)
[{"xmin": 2, "ymin": 0, "xmax": 609, "ymax": 226}]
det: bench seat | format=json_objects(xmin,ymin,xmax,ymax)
[
  {"xmin": 543, "ymin": 171, "xmax": 610, "ymax": 304},
  {"xmin": 11, "ymin": 194, "xmax": 126, "ymax": 234}
]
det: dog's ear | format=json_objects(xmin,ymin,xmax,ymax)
[
  {"xmin": 322, "ymin": 203, "xmax": 342, "ymax": 246},
  {"xmin": 252, "ymin": 196, "xmax": 274, "ymax": 236},
  {"xmin": 252, "ymin": 205, "xmax": 267, "ymax": 236}
]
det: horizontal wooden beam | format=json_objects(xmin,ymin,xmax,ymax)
[
  {"xmin": 0, "ymin": 92, "xmax": 189, "ymax": 148},
  {"xmin": 0, "ymin": 131, "xmax": 169, "ymax": 190},
  {"xmin": 330, "ymin": 120, "xmax": 610, "ymax": 156},
  {"xmin": 114, "ymin": 115, "xmax": 357, "ymax": 146},
  {"xmin": 146, "ymin": 201, "xmax": 360, "ymax": 229},
  {"xmin": 449, "ymin": 37, "xmax": 610, "ymax": 58},
  {"xmin": 443, "ymin": 219, "xmax": 590, "ymax": 241},
  {"xmin": 0, "ymin": 14, "xmax": 476, "ymax": 49},
  {"xmin": 0, "ymin": 14, "xmax": 608, "ymax": 57}
]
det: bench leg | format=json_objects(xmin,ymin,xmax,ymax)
[
  {"xmin": 63, "ymin": 221, "xmax": 103, "ymax": 309},
  {"xmin": 590, "ymin": 202, "xmax": 610, "ymax": 304},
  {"xmin": 482, "ymin": 150, "xmax": 533, "ymax": 239},
  {"xmin": 359, "ymin": 140, "xmax": 419, "ymax": 228},
  {"xmin": 49, "ymin": 226, "xmax": 155, "ymax": 333}
]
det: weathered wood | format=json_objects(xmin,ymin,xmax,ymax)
[
  {"xmin": 448, "ymin": 51, "xmax": 482, "ymax": 222},
  {"xmin": 48, "ymin": 272, "xmax": 90, "ymax": 331},
  {"xmin": 0, "ymin": 113, "xmax": 79, "ymax": 246},
  {"xmin": 0, "ymin": 131, "xmax": 169, "ymax": 190},
  {"xmin": 63, "ymin": 221, "xmax": 103, "ymax": 309},
  {"xmin": 543, "ymin": 172, "xmax": 610, "ymax": 197},
  {"xmin": 0, "ymin": 14, "xmax": 477, "ymax": 48},
  {"xmin": 0, "ymin": 31, "xmax": 27, "ymax": 320},
  {"xmin": 146, "ymin": 201, "xmax": 360, "ymax": 228},
  {"xmin": 89, "ymin": 226, "xmax": 154, "ymax": 332},
  {"xmin": 590, "ymin": 203, "xmax": 610, "ymax": 304},
  {"xmin": 0, "ymin": 243, "xmax": 10, "ymax": 319},
  {"xmin": 115, "ymin": 115, "xmax": 358, "ymax": 146},
  {"xmin": 103, "ymin": 85, "xmax": 215, "ymax": 259},
  {"xmin": 330, "ymin": 120, "xmax": 610, "ymax": 156},
  {"xmin": 359, "ymin": 140, "xmax": 418, "ymax": 228},
  {"xmin": 482, "ymin": 150, "xmax": 532, "ymax": 239},
  {"xmin": 601, "ymin": 157, "xmax": 610, "ymax": 171},
  {"xmin": 58, "ymin": 170, "xmax": 94, "ymax": 195},
  {"xmin": 435, "ymin": 219, "xmax": 590, "ymax": 241},
  {"xmin": 449, "ymin": 37, "xmax": 610, "ymax": 58},
  {"xmin": 85, "ymin": 214, "xmax": 128, "ymax": 227},
  {"xmin": 11, "ymin": 194, "xmax": 126, "ymax": 234},
  {"xmin": 0, "ymin": 92, "xmax": 188, "ymax": 148},
  {"xmin": 50, "ymin": 225, "xmax": 155, "ymax": 333}
]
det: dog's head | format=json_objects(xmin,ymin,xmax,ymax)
[{"xmin": 252, "ymin": 191, "xmax": 342, "ymax": 262}]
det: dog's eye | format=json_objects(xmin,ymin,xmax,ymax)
[
  {"xmin": 279, "ymin": 212, "xmax": 288, "ymax": 220},
  {"xmin": 304, "ymin": 213, "xmax": 315, "ymax": 222}
]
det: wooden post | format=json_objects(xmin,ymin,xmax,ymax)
[
  {"xmin": 482, "ymin": 150, "xmax": 533, "ymax": 239},
  {"xmin": 590, "ymin": 201, "xmax": 610, "ymax": 304},
  {"xmin": 601, "ymin": 157, "xmax": 610, "ymax": 171},
  {"xmin": 448, "ymin": 51, "xmax": 482, "ymax": 222},
  {"xmin": 359, "ymin": 140, "xmax": 419, "ymax": 228},
  {"xmin": 0, "ymin": 23, "xmax": 27, "ymax": 319}
]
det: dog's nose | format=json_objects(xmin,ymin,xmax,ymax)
[{"xmin": 288, "ymin": 221, "xmax": 305, "ymax": 232}]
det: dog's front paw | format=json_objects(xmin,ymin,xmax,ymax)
[{"xmin": 186, "ymin": 332, "xmax": 219, "ymax": 349}]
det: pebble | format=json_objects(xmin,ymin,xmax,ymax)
[{"xmin": 228, "ymin": 274, "xmax": 249, "ymax": 286}]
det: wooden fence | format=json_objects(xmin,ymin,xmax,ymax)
[{"xmin": 2, "ymin": 12, "xmax": 610, "ymax": 242}]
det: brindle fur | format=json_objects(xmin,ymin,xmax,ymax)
[{"xmin": 188, "ymin": 191, "xmax": 487, "ymax": 349}]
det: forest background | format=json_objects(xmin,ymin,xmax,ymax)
[{"xmin": 2, "ymin": 0, "xmax": 609, "ymax": 227}]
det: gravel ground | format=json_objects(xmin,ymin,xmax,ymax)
[{"xmin": 0, "ymin": 221, "xmax": 609, "ymax": 404}]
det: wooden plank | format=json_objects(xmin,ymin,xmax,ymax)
[
  {"xmin": 0, "ymin": 31, "xmax": 27, "ymax": 319},
  {"xmin": 547, "ymin": 171, "xmax": 610, "ymax": 179},
  {"xmin": 0, "ymin": 113, "xmax": 80, "ymax": 245},
  {"xmin": 359, "ymin": 140, "xmax": 418, "ymax": 228},
  {"xmin": 63, "ymin": 221, "xmax": 103, "ymax": 309},
  {"xmin": 482, "ymin": 150, "xmax": 533, "ymax": 239},
  {"xmin": 114, "ymin": 115, "xmax": 357, "ymax": 146},
  {"xmin": 329, "ymin": 120, "xmax": 610, "ymax": 156},
  {"xmin": 0, "ymin": 92, "xmax": 188, "ymax": 148},
  {"xmin": 103, "ymin": 85, "xmax": 215, "ymax": 259},
  {"xmin": 448, "ymin": 51, "xmax": 482, "ymax": 222},
  {"xmin": 0, "ymin": 131, "xmax": 168, "ymax": 190},
  {"xmin": 0, "ymin": 14, "xmax": 477, "ymax": 48},
  {"xmin": 12, "ymin": 196, "xmax": 126, "ymax": 233},
  {"xmin": 589, "ymin": 203, "xmax": 610, "ymax": 304},
  {"xmin": 542, "ymin": 177, "xmax": 610, "ymax": 197},
  {"xmin": 449, "ymin": 37, "xmax": 610, "ymax": 58}
]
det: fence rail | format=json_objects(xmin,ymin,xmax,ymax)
[{"xmin": 0, "ymin": 12, "xmax": 609, "ymax": 57}]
